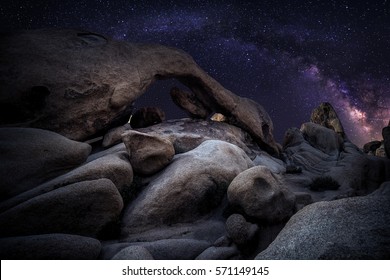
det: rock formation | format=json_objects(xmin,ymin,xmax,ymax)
[
  {"xmin": 310, "ymin": 102, "xmax": 347, "ymax": 140},
  {"xmin": 383, "ymin": 122, "xmax": 390, "ymax": 158},
  {"xmin": 0, "ymin": 29, "xmax": 278, "ymax": 154},
  {"xmin": 256, "ymin": 183, "xmax": 390, "ymax": 259},
  {"xmin": 0, "ymin": 29, "xmax": 389, "ymax": 260}
]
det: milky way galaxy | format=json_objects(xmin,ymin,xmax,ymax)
[{"xmin": 1, "ymin": 0, "xmax": 389, "ymax": 147}]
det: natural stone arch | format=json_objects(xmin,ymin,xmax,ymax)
[{"xmin": 0, "ymin": 29, "xmax": 279, "ymax": 155}]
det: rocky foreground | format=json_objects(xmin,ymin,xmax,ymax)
[{"xmin": 0, "ymin": 29, "xmax": 389, "ymax": 260}]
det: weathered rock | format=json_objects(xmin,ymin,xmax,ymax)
[
  {"xmin": 252, "ymin": 152, "xmax": 286, "ymax": 174},
  {"xmin": 104, "ymin": 239, "xmax": 211, "ymax": 260},
  {"xmin": 130, "ymin": 107, "xmax": 165, "ymax": 129},
  {"xmin": 102, "ymin": 124, "xmax": 131, "ymax": 147},
  {"xmin": 225, "ymin": 214, "xmax": 258, "ymax": 245},
  {"xmin": 141, "ymin": 239, "xmax": 210, "ymax": 260},
  {"xmin": 376, "ymin": 142, "xmax": 387, "ymax": 157},
  {"xmin": 111, "ymin": 246, "xmax": 154, "ymax": 260},
  {"xmin": 294, "ymin": 192, "xmax": 314, "ymax": 210},
  {"xmin": 0, "ymin": 234, "xmax": 101, "ymax": 260},
  {"xmin": 363, "ymin": 140, "xmax": 382, "ymax": 154},
  {"xmin": 0, "ymin": 178, "xmax": 123, "ymax": 238},
  {"xmin": 310, "ymin": 102, "xmax": 346, "ymax": 139},
  {"xmin": 122, "ymin": 220, "xmax": 226, "ymax": 243},
  {"xmin": 170, "ymin": 87, "xmax": 211, "ymax": 118},
  {"xmin": 384, "ymin": 125, "xmax": 390, "ymax": 158},
  {"xmin": 121, "ymin": 140, "xmax": 253, "ymax": 235},
  {"xmin": 103, "ymin": 118, "xmax": 259, "ymax": 157},
  {"xmin": 0, "ymin": 152, "xmax": 133, "ymax": 212},
  {"xmin": 122, "ymin": 130, "xmax": 175, "ymax": 175},
  {"xmin": 0, "ymin": 29, "xmax": 279, "ymax": 154},
  {"xmin": 195, "ymin": 245, "xmax": 239, "ymax": 260},
  {"xmin": 227, "ymin": 166, "xmax": 296, "ymax": 223},
  {"xmin": 0, "ymin": 127, "xmax": 91, "ymax": 201},
  {"xmin": 282, "ymin": 127, "xmax": 387, "ymax": 200},
  {"xmin": 300, "ymin": 122, "xmax": 342, "ymax": 157},
  {"xmin": 87, "ymin": 143, "xmax": 127, "ymax": 162},
  {"xmin": 256, "ymin": 182, "xmax": 390, "ymax": 259},
  {"xmin": 211, "ymin": 113, "xmax": 227, "ymax": 122}
]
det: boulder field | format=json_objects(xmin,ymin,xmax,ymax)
[{"xmin": 0, "ymin": 29, "xmax": 389, "ymax": 259}]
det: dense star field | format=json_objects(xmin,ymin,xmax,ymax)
[{"xmin": 1, "ymin": 0, "xmax": 389, "ymax": 146}]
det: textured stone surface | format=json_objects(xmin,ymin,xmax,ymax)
[
  {"xmin": 227, "ymin": 166, "xmax": 296, "ymax": 223},
  {"xmin": 310, "ymin": 102, "xmax": 346, "ymax": 139},
  {"xmin": 141, "ymin": 239, "xmax": 210, "ymax": 260},
  {"xmin": 122, "ymin": 130, "xmax": 175, "ymax": 175},
  {"xmin": 121, "ymin": 140, "xmax": 253, "ymax": 235},
  {"xmin": 103, "ymin": 118, "xmax": 259, "ymax": 157},
  {"xmin": 300, "ymin": 122, "xmax": 342, "ymax": 157},
  {"xmin": 256, "ymin": 182, "xmax": 390, "ymax": 259},
  {"xmin": 0, "ymin": 29, "xmax": 278, "ymax": 154},
  {"xmin": 195, "ymin": 246, "xmax": 239, "ymax": 260},
  {"xmin": 0, "ymin": 234, "xmax": 101, "ymax": 260},
  {"xmin": 225, "ymin": 214, "xmax": 258, "ymax": 245},
  {"xmin": 0, "ymin": 179, "xmax": 123, "ymax": 238},
  {"xmin": 111, "ymin": 245, "xmax": 154, "ymax": 260},
  {"xmin": 170, "ymin": 87, "xmax": 211, "ymax": 118},
  {"xmin": 0, "ymin": 151, "xmax": 133, "ymax": 212},
  {"xmin": 381, "ymin": 125, "xmax": 390, "ymax": 158},
  {"xmin": 0, "ymin": 127, "xmax": 91, "ymax": 201}
]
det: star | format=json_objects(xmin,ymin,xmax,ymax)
[{"xmin": 0, "ymin": 0, "xmax": 388, "ymax": 147}]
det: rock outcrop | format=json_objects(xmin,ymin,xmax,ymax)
[
  {"xmin": 0, "ymin": 179, "xmax": 123, "ymax": 238},
  {"xmin": 256, "ymin": 182, "xmax": 390, "ymax": 259},
  {"xmin": 0, "ymin": 29, "xmax": 278, "ymax": 154},
  {"xmin": 0, "ymin": 28, "xmax": 389, "ymax": 260},
  {"xmin": 122, "ymin": 130, "xmax": 175, "ymax": 175},
  {"xmin": 310, "ymin": 102, "xmax": 346, "ymax": 139},
  {"xmin": 383, "ymin": 123, "xmax": 390, "ymax": 158},
  {"xmin": 120, "ymin": 140, "xmax": 253, "ymax": 235},
  {"xmin": 103, "ymin": 118, "xmax": 259, "ymax": 157},
  {"xmin": 0, "ymin": 127, "xmax": 91, "ymax": 201},
  {"xmin": 227, "ymin": 166, "xmax": 296, "ymax": 223}
]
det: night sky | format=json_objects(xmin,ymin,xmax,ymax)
[{"xmin": 1, "ymin": 0, "xmax": 389, "ymax": 147}]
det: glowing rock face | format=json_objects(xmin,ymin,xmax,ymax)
[{"xmin": 0, "ymin": 29, "xmax": 278, "ymax": 154}]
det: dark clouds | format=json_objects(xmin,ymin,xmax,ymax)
[{"xmin": 1, "ymin": 0, "xmax": 389, "ymax": 146}]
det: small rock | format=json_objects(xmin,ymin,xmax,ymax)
[
  {"xmin": 122, "ymin": 130, "xmax": 175, "ymax": 175},
  {"xmin": 0, "ymin": 234, "xmax": 101, "ymax": 260},
  {"xmin": 227, "ymin": 166, "xmax": 296, "ymax": 223},
  {"xmin": 375, "ymin": 142, "xmax": 387, "ymax": 158},
  {"xmin": 225, "ymin": 214, "xmax": 258, "ymax": 245}
]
